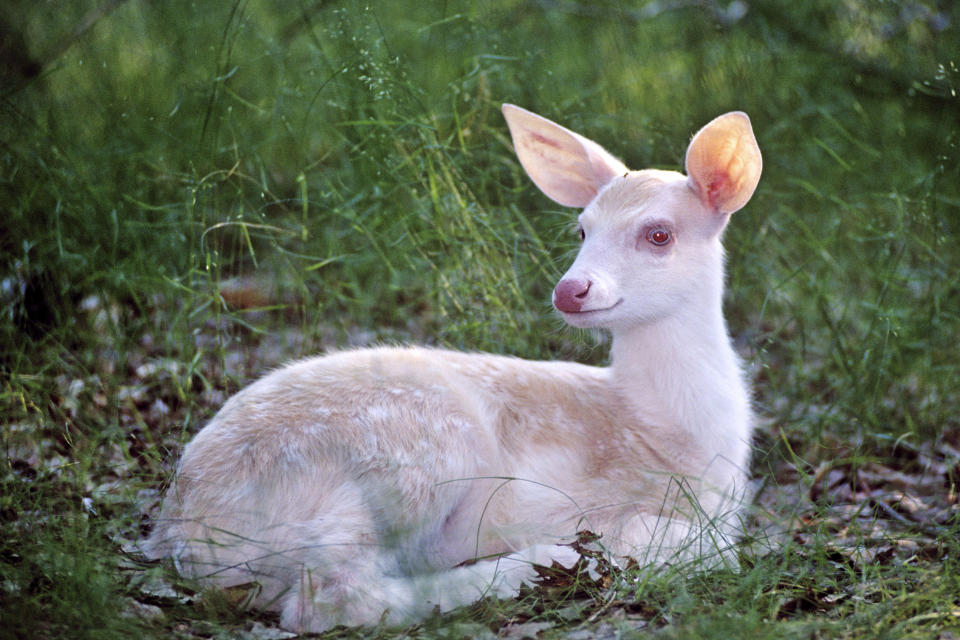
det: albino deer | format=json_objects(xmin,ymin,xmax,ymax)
[{"xmin": 144, "ymin": 104, "xmax": 762, "ymax": 632}]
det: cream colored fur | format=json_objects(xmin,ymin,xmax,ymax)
[{"xmin": 143, "ymin": 104, "xmax": 763, "ymax": 632}]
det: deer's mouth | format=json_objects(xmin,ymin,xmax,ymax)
[{"xmin": 558, "ymin": 298, "xmax": 623, "ymax": 324}]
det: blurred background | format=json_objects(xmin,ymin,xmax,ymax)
[{"xmin": 1, "ymin": 1, "xmax": 958, "ymax": 637}]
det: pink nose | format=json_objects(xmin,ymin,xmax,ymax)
[{"xmin": 553, "ymin": 278, "xmax": 591, "ymax": 313}]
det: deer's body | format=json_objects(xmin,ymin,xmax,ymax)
[{"xmin": 145, "ymin": 105, "xmax": 762, "ymax": 632}]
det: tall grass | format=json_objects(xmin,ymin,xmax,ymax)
[{"xmin": 1, "ymin": 0, "xmax": 958, "ymax": 637}]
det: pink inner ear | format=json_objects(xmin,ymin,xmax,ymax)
[
  {"xmin": 684, "ymin": 111, "xmax": 762, "ymax": 215},
  {"xmin": 704, "ymin": 173, "xmax": 730, "ymax": 211},
  {"xmin": 530, "ymin": 131, "xmax": 563, "ymax": 150},
  {"xmin": 502, "ymin": 104, "xmax": 629, "ymax": 208}
]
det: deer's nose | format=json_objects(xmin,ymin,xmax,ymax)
[{"xmin": 553, "ymin": 278, "xmax": 591, "ymax": 313}]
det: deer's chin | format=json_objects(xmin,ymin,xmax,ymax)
[{"xmin": 557, "ymin": 299, "xmax": 623, "ymax": 328}]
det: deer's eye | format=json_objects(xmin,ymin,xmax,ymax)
[
  {"xmin": 577, "ymin": 226, "xmax": 585, "ymax": 242},
  {"xmin": 646, "ymin": 227, "xmax": 671, "ymax": 246}
]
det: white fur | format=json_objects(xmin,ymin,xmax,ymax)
[{"xmin": 143, "ymin": 104, "xmax": 763, "ymax": 632}]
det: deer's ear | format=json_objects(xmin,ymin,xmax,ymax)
[
  {"xmin": 685, "ymin": 112, "xmax": 762, "ymax": 215},
  {"xmin": 502, "ymin": 104, "xmax": 628, "ymax": 208}
]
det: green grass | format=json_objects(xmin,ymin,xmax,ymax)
[{"xmin": 2, "ymin": 0, "xmax": 959, "ymax": 638}]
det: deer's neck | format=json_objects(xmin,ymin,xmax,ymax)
[{"xmin": 608, "ymin": 293, "xmax": 752, "ymax": 483}]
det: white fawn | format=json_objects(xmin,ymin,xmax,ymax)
[{"xmin": 144, "ymin": 104, "xmax": 763, "ymax": 632}]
